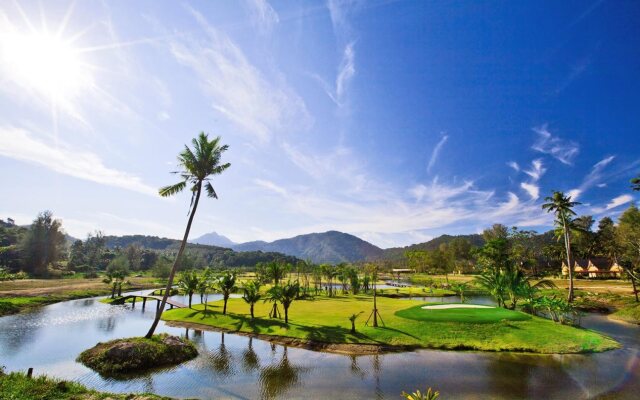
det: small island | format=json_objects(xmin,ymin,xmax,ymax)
[
  {"xmin": 162, "ymin": 295, "xmax": 619, "ymax": 354},
  {"xmin": 77, "ymin": 334, "xmax": 198, "ymax": 375}
]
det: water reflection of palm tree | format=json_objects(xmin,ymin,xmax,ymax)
[
  {"xmin": 97, "ymin": 315, "xmax": 116, "ymax": 332},
  {"xmin": 349, "ymin": 354, "xmax": 365, "ymax": 378},
  {"xmin": 259, "ymin": 346, "xmax": 302, "ymax": 400},
  {"xmin": 372, "ymin": 353, "xmax": 383, "ymax": 400},
  {"xmin": 208, "ymin": 332, "xmax": 233, "ymax": 376},
  {"xmin": 242, "ymin": 337, "xmax": 260, "ymax": 372}
]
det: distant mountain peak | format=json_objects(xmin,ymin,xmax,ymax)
[
  {"xmin": 231, "ymin": 230, "xmax": 383, "ymax": 264},
  {"xmin": 191, "ymin": 231, "xmax": 236, "ymax": 248}
]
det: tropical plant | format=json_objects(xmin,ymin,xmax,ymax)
[
  {"xmin": 146, "ymin": 132, "xmax": 230, "ymax": 338},
  {"xmin": 264, "ymin": 261, "xmax": 289, "ymax": 286},
  {"xmin": 19, "ymin": 211, "xmax": 66, "ymax": 276},
  {"xmin": 198, "ymin": 268, "xmax": 215, "ymax": 312},
  {"xmin": 542, "ymin": 191, "xmax": 580, "ymax": 302},
  {"xmin": 217, "ymin": 271, "xmax": 237, "ymax": 315},
  {"xmin": 450, "ymin": 282, "xmax": 468, "ymax": 303},
  {"xmin": 348, "ymin": 311, "xmax": 363, "ymax": 333},
  {"xmin": 401, "ymin": 387, "xmax": 440, "ymax": 400},
  {"xmin": 177, "ymin": 270, "xmax": 200, "ymax": 308},
  {"xmin": 242, "ymin": 280, "xmax": 262, "ymax": 319},
  {"xmin": 617, "ymin": 204, "xmax": 640, "ymax": 302},
  {"xmin": 264, "ymin": 285, "xmax": 282, "ymax": 319},
  {"xmin": 278, "ymin": 281, "xmax": 300, "ymax": 323},
  {"xmin": 631, "ymin": 174, "xmax": 640, "ymax": 191}
]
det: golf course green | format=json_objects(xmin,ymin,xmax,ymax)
[{"xmin": 162, "ymin": 295, "xmax": 619, "ymax": 354}]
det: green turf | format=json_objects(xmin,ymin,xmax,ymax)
[
  {"xmin": 0, "ymin": 371, "xmax": 173, "ymax": 400},
  {"xmin": 162, "ymin": 295, "xmax": 619, "ymax": 353},
  {"xmin": 395, "ymin": 304, "xmax": 531, "ymax": 323}
]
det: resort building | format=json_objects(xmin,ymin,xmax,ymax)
[{"xmin": 561, "ymin": 258, "xmax": 624, "ymax": 278}]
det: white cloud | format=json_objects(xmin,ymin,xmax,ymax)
[
  {"xmin": 523, "ymin": 159, "xmax": 546, "ymax": 181},
  {"xmin": 168, "ymin": 8, "xmax": 310, "ymax": 142},
  {"xmin": 336, "ymin": 42, "xmax": 355, "ymax": 103},
  {"xmin": 254, "ymin": 178, "xmax": 287, "ymax": 195},
  {"xmin": 244, "ymin": 0, "xmax": 280, "ymax": 34},
  {"xmin": 427, "ymin": 134, "xmax": 448, "ymax": 174},
  {"xmin": 532, "ymin": 124, "xmax": 579, "ymax": 165},
  {"xmin": 507, "ymin": 161, "xmax": 520, "ymax": 172},
  {"xmin": 520, "ymin": 182, "xmax": 540, "ymax": 200},
  {"xmin": 0, "ymin": 126, "xmax": 156, "ymax": 196},
  {"xmin": 602, "ymin": 194, "xmax": 633, "ymax": 211},
  {"xmin": 567, "ymin": 189, "xmax": 581, "ymax": 200},
  {"xmin": 567, "ymin": 155, "xmax": 616, "ymax": 200}
]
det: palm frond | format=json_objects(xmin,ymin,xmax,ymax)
[
  {"xmin": 205, "ymin": 182, "xmax": 218, "ymax": 199},
  {"xmin": 159, "ymin": 181, "xmax": 187, "ymax": 197}
]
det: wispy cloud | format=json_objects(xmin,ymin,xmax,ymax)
[
  {"xmin": 336, "ymin": 42, "xmax": 356, "ymax": 104},
  {"xmin": 520, "ymin": 182, "xmax": 540, "ymax": 200},
  {"xmin": 591, "ymin": 194, "xmax": 634, "ymax": 214},
  {"xmin": 0, "ymin": 126, "xmax": 156, "ymax": 196},
  {"xmin": 254, "ymin": 178, "xmax": 287, "ymax": 195},
  {"xmin": 427, "ymin": 134, "xmax": 448, "ymax": 174},
  {"xmin": 243, "ymin": 0, "xmax": 279, "ymax": 34},
  {"xmin": 532, "ymin": 124, "xmax": 579, "ymax": 165},
  {"xmin": 507, "ymin": 161, "xmax": 520, "ymax": 172},
  {"xmin": 567, "ymin": 155, "xmax": 615, "ymax": 200},
  {"xmin": 168, "ymin": 8, "xmax": 310, "ymax": 142},
  {"xmin": 523, "ymin": 159, "xmax": 546, "ymax": 181}
]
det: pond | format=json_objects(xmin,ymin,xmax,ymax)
[{"xmin": 0, "ymin": 291, "xmax": 638, "ymax": 399}]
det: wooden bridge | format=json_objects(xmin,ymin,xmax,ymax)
[{"xmin": 111, "ymin": 294, "xmax": 188, "ymax": 310}]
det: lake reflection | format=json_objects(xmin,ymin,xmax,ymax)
[{"xmin": 0, "ymin": 293, "xmax": 638, "ymax": 399}]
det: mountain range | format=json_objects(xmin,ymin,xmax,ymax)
[{"xmin": 191, "ymin": 230, "xmax": 486, "ymax": 264}]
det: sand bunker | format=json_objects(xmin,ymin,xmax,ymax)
[{"xmin": 421, "ymin": 304, "xmax": 495, "ymax": 310}]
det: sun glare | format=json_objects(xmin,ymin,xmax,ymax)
[{"xmin": 1, "ymin": 31, "xmax": 92, "ymax": 101}]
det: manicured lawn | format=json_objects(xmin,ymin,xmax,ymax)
[
  {"xmin": 396, "ymin": 304, "xmax": 531, "ymax": 323},
  {"xmin": 163, "ymin": 295, "xmax": 619, "ymax": 353}
]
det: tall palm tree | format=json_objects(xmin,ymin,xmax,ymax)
[
  {"xmin": 242, "ymin": 280, "xmax": 261, "ymax": 319},
  {"xmin": 542, "ymin": 191, "xmax": 580, "ymax": 302},
  {"xmin": 280, "ymin": 281, "xmax": 300, "ymax": 324},
  {"xmin": 178, "ymin": 270, "xmax": 200, "ymax": 308},
  {"xmin": 217, "ymin": 271, "xmax": 237, "ymax": 315},
  {"xmin": 145, "ymin": 133, "xmax": 230, "ymax": 338}
]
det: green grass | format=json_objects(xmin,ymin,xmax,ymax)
[
  {"xmin": 0, "ymin": 290, "xmax": 109, "ymax": 316},
  {"xmin": 0, "ymin": 371, "xmax": 173, "ymax": 400},
  {"xmin": 162, "ymin": 294, "xmax": 619, "ymax": 354},
  {"xmin": 395, "ymin": 304, "xmax": 531, "ymax": 323},
  {"xmin": 611, "ymin": 303, "xmax": 640, "ymax": 324}
]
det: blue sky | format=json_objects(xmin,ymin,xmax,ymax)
[{"xmin": 0, "ymin": 0, "xmax": 638, "ymax": 248}]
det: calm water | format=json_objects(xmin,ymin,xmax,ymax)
[{"xmin": 0, "ymin": 291, "xmax": 638, "ymax": 399}]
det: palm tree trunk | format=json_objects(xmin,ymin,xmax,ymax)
[
  {"xmin": 373, "ymin": 281, "xmax": 378, "ymax": 327},
  {"xmin": 223, "ymin": 295, "xmax": 228, "ymax": 315},
  {"xmin": 146, "ymin": 182, "xmax": 202, "ymax": 338},
  {"xmin": 250, "ymin": 303, "xmax": 254, "ymax": 319},
  {"xmin": 562, "ymin": 216, "xmax": 574, "ymax": 303},
  {"xmin": 189, "ymin": 293, "xmax": 193, "ymax": 308},
  {"xmin": 284, "ymin": 306, "xmax": 289, "ymax": 323}
]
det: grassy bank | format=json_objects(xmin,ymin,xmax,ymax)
[
  {"xmin": 163, "ymin": 295, "xmax": 618, "ymax": 354},
  {"xmin": 0, "ymin": 371, "xmax": 173, "ymax": 400},
  {"xmin": 0, "ymin": 277, "xmax": 162, "ymax": 316},
  {"xmin": 611, "ymin": 303, "xmax": 640, "ymax": 324}
]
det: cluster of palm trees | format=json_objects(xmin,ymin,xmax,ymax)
[{"xmin": 177, "ymin": 268, "xmax": 237, "ymax": 313}]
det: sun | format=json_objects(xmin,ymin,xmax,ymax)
[{"xmin": 0, "ymin": 30, "xmax": 92, "ymax": 102}]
